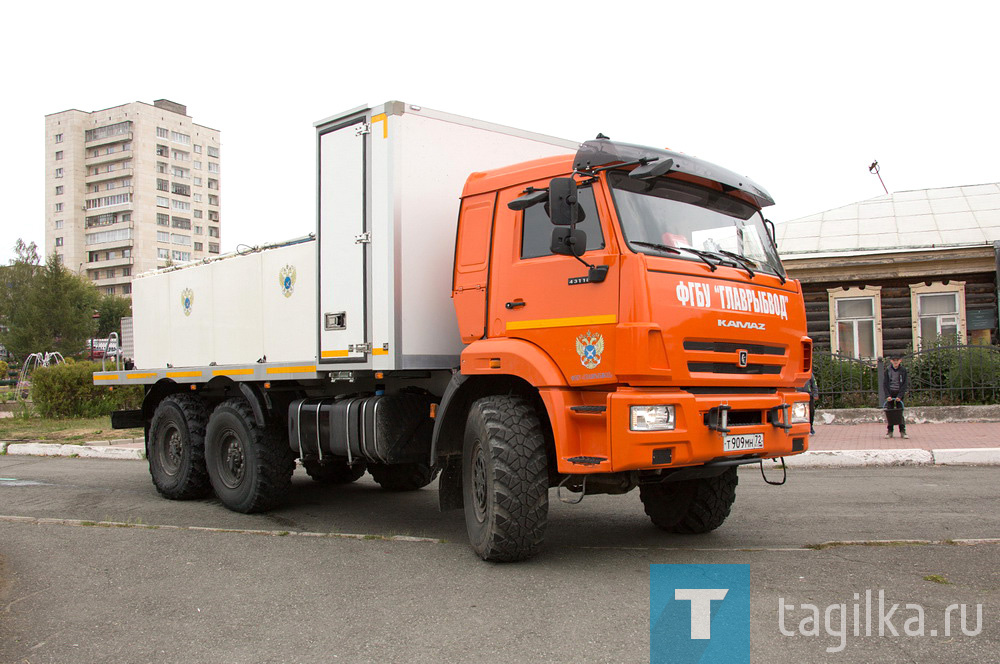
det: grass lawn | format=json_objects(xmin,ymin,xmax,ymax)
[{"xmin": 0, "ymin": 415, "xmax": 143, "ymax": 444}]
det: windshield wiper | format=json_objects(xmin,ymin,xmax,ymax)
[
  {"xmin": 631, "ymin": 241, "xmax": 718, "ymax": 272},
  {"xmin": 716, "ymin": 250, "xmax": 757, "ymax": 279}
]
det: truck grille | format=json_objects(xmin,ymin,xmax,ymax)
[
  {"xmin": 688, "ymin": 362, "xmax": 782, "ymax": 375},
  {"xmin": 685, "ymin": 339, "xmax": 786, "ymax": 376}
]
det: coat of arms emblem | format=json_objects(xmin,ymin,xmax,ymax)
[
  {"xmin": 279, "ymin": 265, "xmax": 296, "ymax": 298},
  {"xmin": 181, "ymin": 288, "xmax": 194, "ymax": 317},
  {"xmin": 575, "ymin": 331, "xmax": 605, "ymax": 369}
]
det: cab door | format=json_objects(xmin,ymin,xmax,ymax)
[{"xmin": 489, "ymin": 182, "xmax": 620, "ymax": 384}]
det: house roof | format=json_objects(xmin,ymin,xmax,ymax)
[{"xmin": 776, "ymin": 183, "xmax": 1000, "ymax": 259}]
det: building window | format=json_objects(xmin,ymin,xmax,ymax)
[
  {"xmin": 208, "ymin": 162, "xmax": 219, "ymax": 174},
  {"xmin": 157, "ymin": 161, "xmax": 168, "ymax": 174},
  {"xmin": 209, "ymin": 243, "xmax": 220, "ymax": 254},
  {"xmin": 106, "ymin": 269, "xmax": 116, "ymax": 279},
  {"xmin": 194, "ymin": 194, "xmax": 202, "ymax": 203},
  {"xmin": 158, "ymin": 248, "xmax": 169, "ymax": 259},
  {"xmin": 194, "ymin": 225, "xmax": 203, "ymax": 235},
  {"xmin": 208, "ymin": 195, "xmax": 218, "ymax": 206},
  {"xmin": 171, "ymin": 217, "xmax": 191, "ymax": 230},
  {"xmin": 172, "ymin": 166, "xmax": 189, "ymax": 179},
  {"xmin": 157, "ymin": 213, "xmax": 169, "ymax": 226},
  {"xmin": 55, "ymin": 237, "xmax": 63, "ymax": 247},
  {"xmin": 55, "ymin": 133, "xmax": 63, "ymax": 143},
  {"xmin": 157, "ymin": 231, "xmax": 170, "ymax": 243},
  {"xmin": 156, "ymin": 144, "xmax": 169, "ymax": 157},
  {"xmin": 85, "ymin": 228, "xmax": 132, "ymax": 245},
  {"xmin": 207, "ymin": 146, "xmax": 219, "ymax": 158},
  {"xmin": 171, "ymin": 131, "xmax": 191, "ymax": 145},
  {"xmin": 123, "ymin": 267, "xmax": 131, "ymax": 277},
  {"xmin": 194, "ymin": 242, "xmax": 203, "ymax": 251},
  {"xmin": 171, "ymin": 234, "xmax": 191, "ymax": 246},
  {"xmin": 172, "ymin": 250, "xmax": 191, "ymax": 261},
  {"xmin": 194, "ymin": 210, "xmax": 203, "ymax": 219},
  {"xmin": 157, "ymin": 127, "xmax": 169, "ymax": 139},
  {"xmin": 156, "ymin": 196, "xmax": 169, "ymax": 208},
  {"xmin": 54, "ymin": 202, "xmax": 63, "ymax": 212},
  {"xmin": 106, "ymin": 287, "xmax": 115, "ymax": 295},
  {"xmin": 172, "ymin": 200, "xmax": 191, "ymax": 212},
  {"xmin": 123, "ymin": 284, "xmax": 132, "ymax": 295},
  {"xmin": 207, "ymin": 179, "xmax": 219, "ymax": 190},
  {"xmin": 828, "ymin": 286, "xmax": 882, "ymax": 360},
  {"xmin": 194, "ymin": 177, "xmax": 202, "ymax": 186},
  {"xmin": 172, "ymin": 183, "xmax": 190, "ymax": 197},
  {"xmin": 910, "ymin": 282, "xmax": 966, "ymax": 349},
  {"xmin": 172, "ymin": 150, "xmax": 189, "ymax": 162},
  {"xmin": 194, "ymin": 145, "xmax": 202, "ymax": 154},
  {"xmin": 55, "ymin": 151, "xmax": 63, "ymax": 160},
  {"xmin": 208, "ymin": 226, "xmax": 220, "ymax": 238},
  {"xmin": 157, "ymin": 178, "xmax": 169, "ymax": 192},
  {"xmin": 194, "ymin": 161, "xmax": 202, "ymax": 170},
  {"xmin": 55, "ymin": 185, "xmax": 64, "ymax": 195},
  {"xmin": 55, "ymin": 220, "xmax": 64, "ymax": 229},
  {"xmin": 55, "ymin": 168, "xmax": 63, "ymax": 178}
]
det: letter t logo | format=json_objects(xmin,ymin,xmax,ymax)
[{"xmin": 675, "ymin": 589, "xmax": 729, "ymax": 639}]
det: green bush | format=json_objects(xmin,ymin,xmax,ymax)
[
  {"xmin": 946, "ymin": 346, "xmax": 1000, "ymax": 404},
  {"xmin": 813, "ymin": 353, "xmax": 879, "ymax": 409},
  {"xmin": 30, "ymin": 361, "xmax": 142, "ymax": 418},
  {"xmin": 0, "ymin": 360, "xmax": 8, "ymax": 378}
]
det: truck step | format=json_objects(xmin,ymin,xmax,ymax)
[
  {"xmin": 566, "ymin": 456, "xmax": 608, "ymax": 466},
  {"xmin": 570, "ymin": 405, "xmax": 606, "ymax": 414}
]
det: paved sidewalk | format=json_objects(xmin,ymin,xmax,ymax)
[{"xmin": 808, "ymin": 421, "xmax": 999, "ymax": 451}]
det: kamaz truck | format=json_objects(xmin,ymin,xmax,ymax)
[{"xmin": 95, "ymin": 101, "xmax": 812, "ymax": 561}]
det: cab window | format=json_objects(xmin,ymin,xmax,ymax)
[{"xmin": 520, "ymin": 185, "xmax": 604, "ymax": 259}]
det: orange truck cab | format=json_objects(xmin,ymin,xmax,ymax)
[{"xmin": 433, "ymin": 138, "xmax": 811, "ymax": 556}]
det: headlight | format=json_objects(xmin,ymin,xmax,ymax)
[
  {"xmin": 790, "ymin": 401, "xmax": 809, "ymax": 423},
  {"xmin": 630, "ymin": 405, "xmax": 676, "ymax": 431}
]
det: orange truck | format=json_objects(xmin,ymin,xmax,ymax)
[{"xmin": 95, "ymin": 102, "xmax": 812, "ymax": 562}]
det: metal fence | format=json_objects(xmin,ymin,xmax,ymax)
[{"xmin": 812, "ymin": 344, "xmax": 1000, "ymax": 408}]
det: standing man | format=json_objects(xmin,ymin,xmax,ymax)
[{"xmin": 884, "ymin": 353, "xmax": 909, "ymax": 439}]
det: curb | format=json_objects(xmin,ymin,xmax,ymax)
[
  {"xmin": 4, "ymin": 442, "xmax": 145, "ymax": 461},
  {"xmin": 777, "ymin": 447, "xmax": 1000, "ymax": 468}
]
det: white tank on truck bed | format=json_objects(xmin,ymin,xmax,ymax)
[{"xmin": 131, "ymin": 101, "xmax": 578, "ymax": 372}]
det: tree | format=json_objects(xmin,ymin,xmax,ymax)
[
  {"xmin": 96, "ymin": 292, "xmax": 132, "ymax": 338},
  {"xmin": 1, "ymin": 241, "xmax": 99, "ymax": 358}
]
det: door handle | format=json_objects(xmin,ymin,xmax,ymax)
[{"xmin": 505, "ymin": 300, "xmax": 526, "ymax": 310}]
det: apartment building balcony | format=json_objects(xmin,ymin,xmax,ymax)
[
  {"xmin": 84, "ymin": 132, "xmax": 133, "ymax": 149},
  {"xmin": 86, "ymin": 149, "xmax": 134, "ymax": 167},
  {"xmin": 86, "ymin": 255, "xmax": 134, "ymax": 270},
  {"xmin": 85, "ymin": 168, "xmax": 134, "ymax": 185}
]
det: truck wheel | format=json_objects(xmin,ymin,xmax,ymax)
[
  {"xmin": 205, "ymin": 398, "xmax": 295, "ymax": 513},
  {"xmin": 368, "ymin": 462, "xmax": 438, "ymax": 491},
  {"xmin": 639, "ymin": 467, "xmax": 738, "ymax": 534},
  {"xmin": 303, "ymin": 459, "xmax": 366, "ymax": 484},
  {"xmin": 462, "ymin": 395, "xmax": 549, "ymax": 562},
  {"xmin": 147, "ymin": 394, "xmax": 211, "ymax": 500}
]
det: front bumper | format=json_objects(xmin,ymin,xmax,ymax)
[{"xmin": 608, "ymin": 388, "xmax": 809, "ymax": 472}]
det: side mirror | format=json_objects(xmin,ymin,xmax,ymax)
[
  {"xmin": 629, "ymin": 158, "xmax": 674, "ymax": 181},
  {"xmin": 551, "ymin": 227, "xmax": 587, "ymax": 257},
  {"xmin": 548, "ymin": 178, "xmax": 580, "ymax": 226}
]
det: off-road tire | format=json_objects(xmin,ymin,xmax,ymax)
[
  {"xmin": 639, "ymin": 467, "xmax": 738, "ymax": 534},
  {"xmin": 147, "ymin": 394, "xmax": 211, "ymax": 500},
  {"xmin": 205, "ymin": 398, "xmax": 296, "ymax": 513},
  {"xmin": 368, "ymin": 462, "xmax": 438, "ymax": 491},
  {"xmin": 303, "ymin": 458, "xmax": 367, "ymax": 484},
  {"xmin": 462, "ymin": 395, "xmax": 549, "ymax": 562}
]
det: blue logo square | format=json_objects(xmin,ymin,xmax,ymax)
[{"xmin": 650, "ymin": 564, "xmax": 750, "ymax": 664}]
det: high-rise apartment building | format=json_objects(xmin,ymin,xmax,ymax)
[{"xmin": 44, "ymin": 100, "xmax": 222, "ymax": 296}]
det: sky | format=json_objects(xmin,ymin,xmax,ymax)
[{"xmin": 2, "ymin": 1, "xmax": 998, "ymax": 263}]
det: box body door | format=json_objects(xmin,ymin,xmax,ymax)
[{"xmin": 318, "ymin": 116, "xmax": 369, "ymax": 364}]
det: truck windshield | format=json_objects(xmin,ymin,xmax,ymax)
[{"xmin": 607, "ymin": 172, "xmax": 784, "ymax": 278}]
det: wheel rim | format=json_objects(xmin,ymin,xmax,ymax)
[
  {"xmin": 217, "ymin": 428, "xmax": 246, "ymax": 489},
  {"xmin": 472, "ymin": 442, "xmax": 488, "ymax": 522},
  {"xmin": 157, "ymin": 424, "xmax": 183, "ymax": 476}
]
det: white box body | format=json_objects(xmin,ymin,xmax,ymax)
[{"xmin": 133, "ymin": 102, "xmax": 577, "ymax": 372}]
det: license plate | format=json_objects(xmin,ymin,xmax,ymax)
[{"xmin": 723, "ymin": 433, "xmax": 764, "ymax": 452}]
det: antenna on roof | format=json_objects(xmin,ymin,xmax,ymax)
[{"xmin": 869, "ymin": 160, "xmax": 888, "ymax": 195}]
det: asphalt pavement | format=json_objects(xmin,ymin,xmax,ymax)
[{"xmin": 0, "ymin": 456, "xmax": 997, "ymax": 663}]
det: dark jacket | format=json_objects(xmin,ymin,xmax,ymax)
[
  {"xmin": 884, "ymin": 364, "xmax": 909, "ymax": 399},
  {"xmin": 798, "ymin": 376, "xmax": 819, "ymax": 399}
]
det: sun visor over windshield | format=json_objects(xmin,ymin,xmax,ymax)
[{"xmin": 573, "ymin": 140, "xmax": 775, "ymax": 209}]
